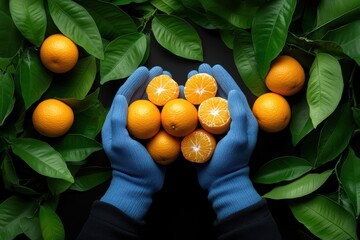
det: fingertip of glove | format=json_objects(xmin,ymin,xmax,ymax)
[{"xmin": 149, "ymin": 66, "xmax": 163, "ymax": 76}]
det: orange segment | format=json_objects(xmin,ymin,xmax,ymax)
[
  {"xmin": 184, "ymin": 73, "xmax": 218, "ymax": 105},
  {"xmin": 181, "ymin": 129, "xmax": 216, "ymax": 163},
  {"xmin": 146, "ymin": 74, "xmax": 180, "ymax": 106},
  {"xmin": 198, "ymin": 97, "xmax": 231, "ymax": 135}
]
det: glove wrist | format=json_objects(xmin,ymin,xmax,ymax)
[
  {"xmin": 206, "ymin": 167, "xmax": 262, "ymax": 221},
  {"xmin": 101, "ymin": 171, "xmax": 158, "ymax": 221}
]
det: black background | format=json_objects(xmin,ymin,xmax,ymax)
[{"xmin": 56, "ymin": 26, "xmax": 298, "ymax": 239}]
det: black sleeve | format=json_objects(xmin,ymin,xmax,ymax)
[
  {"xmin": 76, "ymin": 201, "xmax": 145, "ymax": 240},
  {"xmin": 215, "ymin": 199, "xmax": 282, "ymax": 240}
]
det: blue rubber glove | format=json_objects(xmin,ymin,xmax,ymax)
[
  {"xmin": 189, "ymin": 63, "xmax": 262, "ymax": 221},
  {"xmin": 100, "ymin": 66, "xmax": 166, "ymax": 221}
]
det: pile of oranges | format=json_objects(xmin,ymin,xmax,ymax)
[
  {"xmin": 127, "ymin": 73, "xmax": 231, "ymax": 165},
  {"xmin": 252, "ymin": 55, "xmax": 305, "ymax": 133}
]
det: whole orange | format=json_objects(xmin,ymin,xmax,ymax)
[
  {"xmin": 146, "ymin": 130, "xmax": 181, "ymax": 165},
  {"xmin": 265, "ymin": 55, "xmax": 305, "ymax": 96},
  {"xmin": 252, "ymin": 92, "xmax": 291, "ymax": 133},
  {"xmin": 161, "ymin": 98, "xmax": 198, "ymax": 137},
  {"xmin": 32, "ymin": 99, "xmax": 74, "ymax": 137},
  {"xmin": 127, "ymin": 99, "xmax": 161, "ymax": 139},
  {"xmin": 40, "ymin": 34, "xmax": 79, "ymax": 73}
]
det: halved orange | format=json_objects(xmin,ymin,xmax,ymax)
[
  {"xmin": 198, "ymin": 97, "xmax": 231, "ymax": 135},
  {"xmin": 184, "ymin": 73, "xmax": 218, "ymax": 105},
  {"xmin": 181, "ymin": 128, "xmax": 216, "ymax": 163},
  {"xmin": 146, "ymin": 74, "xmax": 179, "ymax": 106}
]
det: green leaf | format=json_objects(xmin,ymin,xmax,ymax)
[
  {"xmin": 253, "ymin": 156, "xmax": 313, "ymax": 184},
  {"xmin": 48, "ymin": 0, "xmax": 104, "ymax": 59},
  {"xmin": 181, "ymin": 0, "xmax": 213, "ymax": 29},
  {"xmin": 339, "ymin": 147, "xmax": 360, "ymax": 217},
  {"xmin": 70, "ymin": 101, "xmax": 107, "ymax": 139},
  {"xmin": 310, "ymin": 0, "xmax": 360, "ymax": 36},
  {"xmin": 301, "ymin": 103, "xmax": 354, "ymax": 168},
  {"xmin": 0, "ymin": 72, "xmax": 15, "ymax": 126},
  {"xmin": 0, "ymin": 152, "xmax": 18, "ymax": 189},
  {"xmin": 70, "ymin": 166, "xmax": 111, "ymax": 191},
  {"xmin": 152, "ymin": 14, "xmax": 203, "ymax": 61},
  {"xmin": 17, "ymin": 48, "xmax": 52, "ymax": 109},
  {"xmin": 20, "ymin": 217, "xmax": 42, "ymax": 240},
  {"xmin": 1, "ymin": 153, "xmax": 39, "ymax": 195},
  {"xmin": 0, "ymin": 195, "xmax": 38, "ymax": 240},
  {"xmin": 39, "ymin": 205, "xmax": 65, "ymax": 240},
  {"xmin": 290, "ymin": 94, "xmax": 314, "ymax": 146},
  {"xmin": 0, "ymin": 10, "xmax": 22, "ymax": 58},
  {"xmin": 51, "ymin": 134, "xmax": 102, "ymax": 163},
  {"xmin": 199, "ymin": 0, "xmax": 258, "ymax": 29},
  {"xmin": 79, "ymin": 0, "xmax": 137, "ymax": 40},
  {"xmin": 9, "ymin": 0, "xmax": 47, "ymax": 46},
  {"xmin": 47, "ymin": 165, "xmax": 80, "ymax": 195},
  {"xmin": 151, "ymin": 0, "xmax": 184, "ymax": 15},
  {"xmin": 112, "ymin": 0, "xmax": 148, "ymax": 4},
  {"xmin": 252, "ymin": 0, "xmax": 296, "ymax": 78},
  {"xmin": 100, "ymin": 33, "xmax": 148, "ymax": 84},
  {"xmin": 262, "ymin": 169, "xmax": 333, "ymax": 199},
  {"xmin": 233, "ymin": 30, "xmax": 267, "ymax": 97},
  {"xmin": 10, "ymin": 138, "xmax": 74, "ymax": 183},
  {"xmin": 323, "ymin": 20, "xmax": 360, "ymax": 65},
  {"xmin": 44, "ymin": 56, "xmax": 96, "ymax": 99},
  {"xmin": 306, "ymin": 52, "xmax": 343, "ymax": 128},
  {"xmin": 290, "ymin": 195, "xmax": 358, "ymax": 240}
]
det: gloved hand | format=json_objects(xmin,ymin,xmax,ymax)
[
  {"xmin": 100, "ymin": 66, "xmax": 166, "ymax": 221},
  {"xmin": 189, "ymin": 63, "xmax": 262, "ymax": 221}
]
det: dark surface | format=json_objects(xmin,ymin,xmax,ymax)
[{"xmin": 57, "ymin": 26, "xmax": 298, "ymax": 240}]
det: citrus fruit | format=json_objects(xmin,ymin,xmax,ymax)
[
  {"xmin": 32, "ymin": 99, "xmax": 74, "ymax": 137},
  {"xmin": 40, "ymin": 33, "xmax": 79, "ymax": 73},
  {"xmin": 252, "ymin": 92, "xmax": 291, "ymax": 133},
  {"xmin": 127, "ymin": 99, "xmax": 161, "ymax": 139},
  {"xmin": 265, "ymin": 55, "xmax": 305, "ymax": 96},
  {"xmin": 181, "ymin": 129, "xmax": 216, "ymax": 163},
  {"xmin": 146, "ymin": 74, "xmax": 180, "ymax": 106},
  {"xmin": 161, "ymin": 98, "xmax": 198, "ymax": 137},
  {"xmin": 198, "ymin": 97, "xmax": 231, "ymax": 135},
  {"xmin": 146, "ymin": 129, "xmax": 181, "ymax": 165},
  {"xmin": 184, "ymin": 73, "xmax": 218, "ymax": 105}
]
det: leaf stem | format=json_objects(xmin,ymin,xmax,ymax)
[{"xmin": 139, "ymin": 9, "xmax": 157, "ymax": 33}]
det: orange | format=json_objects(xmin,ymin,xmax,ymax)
[
  {"xmin": 181, "ymin": 129, "xmax": 216, "ymax": 163},
  {"xmin": 32, "ymin": 99, "xmax": 74, "ymax": 137},
  {"xmin": 146, "ymin": 74, "xmax": 180, "ymax": 106},
  {"xmin": 161, "ymin": 98, "xmax": 198, "ymax": 137},
  {"xmin": 146, "ymin": 129, "xmax": 181, "ymax": 165},
  {"xmin": 265, "ymin": 55, "xmax": 305, "ymax": 96},
  {"xmin": 40, "ymin": 33, "xmax": 79, "ymax": 73},
  {"xmin": 252, "ymin": 92, "xmax": 291, "ymax": 133},
  {"xmin": 198, "ymin": 97, "xmax": 231, "ymax": 135},
  {"xmin": 184, "ymin": 73, "xmax": 218, "ymax": 105},
  {"xmin": 127, "ymin": 99, "xmax": 161, "ymax": 139}
]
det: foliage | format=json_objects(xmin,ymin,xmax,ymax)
[{"xmin": 0, "ymin": 0, "xmax": 360, "ymax": 239}]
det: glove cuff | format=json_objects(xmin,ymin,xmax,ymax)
[
  {"xmin": 207, "ymin": 167, "xmax": 262, "ymax": 221},
  {"xmin": 101, "ymin": 171, "xmax": 157, "ymax": 221}
]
